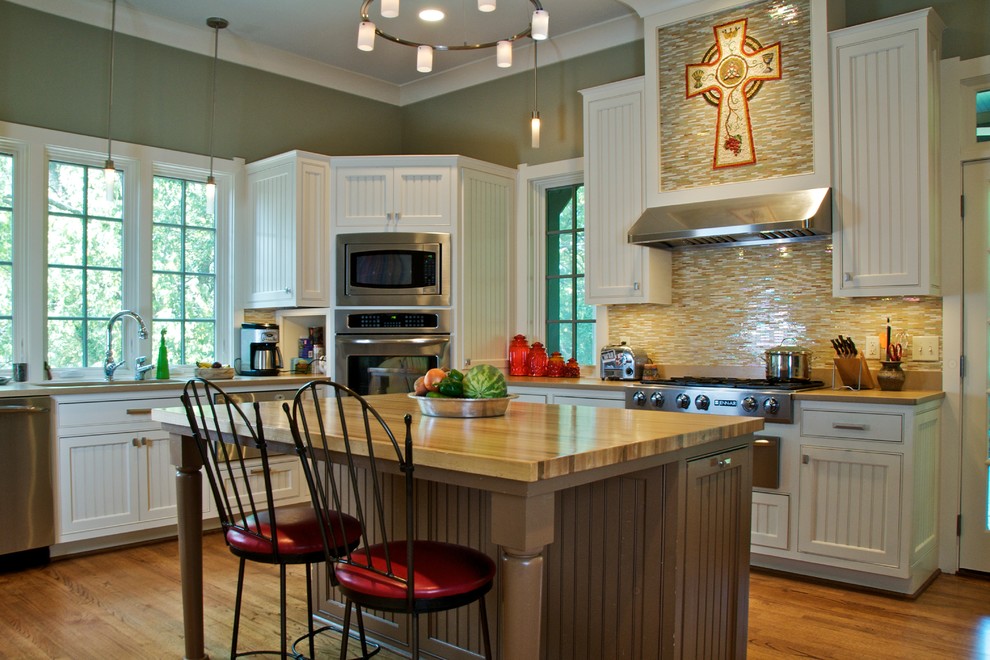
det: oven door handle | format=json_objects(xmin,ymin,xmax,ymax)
[{"xmin": 336, "ymin": 335, "xmax": 450, "ymax": 347}]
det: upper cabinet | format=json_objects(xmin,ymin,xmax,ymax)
[
  {"xmin": 581, "ymin": 77, "xmax": 671, "ymax": 305},
  {"xmin": 830, "ymin": 9, "xmax": 944, "ymax": 297},
  {"xmin": 244, "ymin": 151, "xmax": 331, "ymax": 309},
  {"xmin": 333, "ymin": 159, "xmax": 453, "ymax": 231}
]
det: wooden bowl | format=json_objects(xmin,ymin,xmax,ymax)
[{"xmin": 194, "ymin": 367, "xmax": 235, "ymax": 380}]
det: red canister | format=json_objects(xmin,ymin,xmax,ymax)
[
  {"xmin": 547, "ymin": 351, "xmax": 565, "ymax": 377},
  {"xmin": 527, "ymin": 341, "xmax": 548, "ymax": 377},
  {"xmin": 564, "ymin": 357, "xmax": 580, "ymax": 378},
  {"xmin": 509, "ymin": 334, "xmax": 530, "ymax": 376}
]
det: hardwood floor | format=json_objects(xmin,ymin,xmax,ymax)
[{"xmin": 0, "ymin": 533, "xmax": 987, "ymax": 659}]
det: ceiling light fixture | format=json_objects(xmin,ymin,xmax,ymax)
[
  {"xmin": 103, "ymin": 0, "xmax": 118, "ymax": 202},
  {"xmin": 419, "ymin": 9, "xmax": 445, "ymax": 22},
  {"xmin": 356, "ymin": 0, "xmax": 548, "ymax": 74},
  {"xmin": 205, "ymin": 16, "xmax": 228, "ymax": 210}
]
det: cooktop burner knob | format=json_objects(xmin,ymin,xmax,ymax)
[
  {"xmin": 675, "ymin": 393, "xmax": 691, "ymax": 409},
  {"xmin": 695, "ymin": 394, "xmax": 710, "ymax": 410},
  {"xmin": 741, "ymin": 396, "xmax": 758, "ymax": 413},
  {"xmin": 631, "ymin": 390, "xmax": 646, "ymax": 407},
  {"xmin": 763, "ymin": 397, "xmax": 780, "ymax": 415},
  {"xmin": 649, "ymin": 391, "xmax": 665, "ymax": 408}
]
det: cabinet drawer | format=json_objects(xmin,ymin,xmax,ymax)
[
  {"xmin": 801, "ymin": 409, "xmax": 902, "ymax": 443},
  {"xmin": 752, "ymin": 492, "xmax": 789, "ymax": 550},
  {"xmin": 58, "ymin": 395, "xmax": 181, "ymax": 432}
]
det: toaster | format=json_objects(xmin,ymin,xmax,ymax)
[{"xmin": 600, "ymin": 343, "xmax": 648, "ymax": 380}]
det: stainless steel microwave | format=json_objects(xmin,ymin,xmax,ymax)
[{"xmin": 337, "ymin": 231, "xmax": 451, "ymax": 307}]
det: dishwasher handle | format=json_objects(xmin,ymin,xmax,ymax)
[{"xmin": 0, "ymin": 404, "xmax": 48, "ymax": 414}]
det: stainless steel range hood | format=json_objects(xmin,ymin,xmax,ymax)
[{"xmin": 628, "ymin": 188, "xmax": 832, "ymax": 249}]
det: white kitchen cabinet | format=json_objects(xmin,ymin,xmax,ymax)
[
  {"xmin": 581, "ymin": 77, "xmax": 671, "ymax": 305},
  {"xmin": 245, "ymin": 150, "xmax": 331, "ymax": 308},
  {"xmin": 751, "ymin": 398, "xmax": 941, "ymax": 595},
  {"xmin": 830, "ymin": 9, "xmax": 944, "ymax": 297},
  {"xmin": 333, "ymin": 160, "xmax": 452, "ymax": 231},
  {"xmin": 507, "ymin": 384, "xmax": 626, "ymax": 408},
  {"xmin": 54, "ymin": 385, "xmax": 307, "ymax": 547}
]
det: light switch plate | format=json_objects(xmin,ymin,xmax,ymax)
[{"xmin": 914, "ymin": 336, "xmax": 939, "ymax": 362}]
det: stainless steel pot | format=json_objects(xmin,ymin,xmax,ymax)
[{"xmin": 764, "ymin": 339, "xmax": 812, "ymax": 381}]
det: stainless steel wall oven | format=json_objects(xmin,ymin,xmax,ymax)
[{"xmin": 334, "ymin": 309, "xmax": 450, "ymax": 396}]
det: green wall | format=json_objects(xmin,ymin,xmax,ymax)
[{"xmin": 1, "ymin": 0, "xmax": 987, "ymax": 167}]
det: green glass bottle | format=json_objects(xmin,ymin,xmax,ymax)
[{"xmin": 156, "ymin": 328, "xmax": 170, "ymax": 380}]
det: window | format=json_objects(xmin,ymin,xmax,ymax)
[
  {"xmin": 0, "ymin": 153, "xmax": 13, "ymax": 366},
  {"xmin": 46, "ymin": 161, "xmax": 123, "ymax": 368},
  {"xmin": 545, "ymin": 183, "xmax": 595, "ymax": 364},
  {"xmin": 152, "ymin": 176, "xmax": 216, "ymax": 365}
]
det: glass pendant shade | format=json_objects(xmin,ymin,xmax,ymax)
[
  {"xmin": 531, "ymin": 9, "xmax": 549, "ymax": 40},
  {"xmin": 205, "ymin": 175, "xmax": 216, "ymax": 209},
  {"xmin": 531, "ymin": 111, "xmax": 541, "ymax": 149},
  {"xmin": 496, "ymin": 40, "xmax": 512, "ymax": 68},
  {"xmin": 358, "ymin": 21, "xmax": 376, "ymax": 51},
  {"xmin": 381, "ymin": 0, "xmax": 399, "ymax": 18},
  {"xmin": 417, "ymin": 45, "xmax": 433, "ymax": 73},
  {"xmin": 478, "ymin": 0, "xmax": 496, "ymax": 11},
  {"xmin": 104, "ymin": 160, "xmax": 116, "ymax": 202}
]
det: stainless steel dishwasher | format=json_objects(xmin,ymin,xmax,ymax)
[{"xmin": 0, "ymin": 397, "xmax": 54, "ymax": 568}]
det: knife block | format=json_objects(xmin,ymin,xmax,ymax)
[{"xmin": 833, "ymin": 356, "xmax": 876, "ymax": 390}]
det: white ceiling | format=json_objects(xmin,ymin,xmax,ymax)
[{"xmin": 18, "ymin": 0, "xmax": 663, "ymax": 105}]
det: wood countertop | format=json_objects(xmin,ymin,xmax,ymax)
[{"xmin": 153, "ymin": 392, "xmax": 764, "ymax": 485}]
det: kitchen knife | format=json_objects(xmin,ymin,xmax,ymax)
[
  {"xmin": 830, "ymin": 338, "xmax": 841, "ymax": 356},
  {"xmin": 847, "ymin": 337, "xmax": 858, "ymax": 356},
  {"xmin": 837, "ymin": 335, "xmax": 848, "ymax": 357}
]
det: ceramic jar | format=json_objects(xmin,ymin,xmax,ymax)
[
  {"xmin": 546, "ymin": 351, "xmax": 565, "ymax": 377},
  {"xmin": 877, "ymin": 361, "xmax": 906, "ymax": 391},
  {"xmin": 509, "ymin": 334, "xmax": 530, "ymax": 376},
  {"xmin": 527, "ymin": 342, "xmax": 548, "ymax": 377}
]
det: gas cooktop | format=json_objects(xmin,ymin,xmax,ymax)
[{"xmin": 627, "ymin": 377, "xmax": 826, "ymax": 423}]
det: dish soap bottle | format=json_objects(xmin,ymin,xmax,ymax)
[{"xmin": 156, "ymin": 329, "xmax": 170, "ymax": 380}]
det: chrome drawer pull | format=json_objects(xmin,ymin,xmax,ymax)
[
  {"xmin": 832, "ymin": 422, "xmax": 868, "ymax": 430},
  {"xmin": 126, "ymin": 408, "xmax": 153, "ymax": 416}
]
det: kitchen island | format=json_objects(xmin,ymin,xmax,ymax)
[{"xmin": 154, "ymin": 393, "xmax": 763, "ymax": 659}]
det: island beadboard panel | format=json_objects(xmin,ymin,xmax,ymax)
[{"xmin": 608, "ymin": 240, "xmax": 942, "ymax": 372}]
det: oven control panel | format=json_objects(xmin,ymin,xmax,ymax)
[{"xmin": 335, "ymin": 309, "xmax": 451, "ymax": 334}]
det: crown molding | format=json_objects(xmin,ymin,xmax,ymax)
[{"xmin": 11, "ymin": 0, "xmax": 642, "ymax": 107}]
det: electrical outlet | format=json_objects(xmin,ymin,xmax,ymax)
[
  {"xmin": 914, "ymin": 336, "xmax": 939, "ymax": 362},
  {"xmin": 865, "ymin": 336, "xmax": 881, "ymax": 359}
]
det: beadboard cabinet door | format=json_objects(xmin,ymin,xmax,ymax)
[
  {"xmin": 333, "ymin": 163, "xmax": 452, "ymax": 231},
  {"xmin": 245, "ymin": 151, "xmax": 331, "ymax": 308},
  {"xmin": 581, "ymin": 77, "xmax": 671, "ymax": 305},
  {"xmin": 830, "ymin": 9, "xmax": 943, "ymax": 297}
]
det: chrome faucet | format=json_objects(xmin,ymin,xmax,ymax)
[{"xmin": 104, "ymin": 310, "xmax": 149, "ymax": 381}]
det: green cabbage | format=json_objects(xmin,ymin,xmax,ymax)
[{"xmin": 462, "ymin": 364, "xmax": 508, "ymax": 399}]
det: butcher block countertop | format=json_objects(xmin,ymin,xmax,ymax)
[{"xmin": 153, "ymin": 391, "xmax": 764, "ymax": 484}]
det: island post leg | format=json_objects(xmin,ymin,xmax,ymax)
[
  {"xmin": 490, "ymin": 492, "xmax": 555, "ymax": 660},
  {"xmin": 171, "ymin": 432, "xmax": 206, "ymax": 660}
]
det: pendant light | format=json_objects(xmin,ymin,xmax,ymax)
[
  {"xmin": 381, "ymin": 0, "xmax": 399, "ymax": 18},
  {"xmin": 205, "ymin": 17, "xmax": 228, "ymax": 210},
  {"xmin": 531, "ymin": 40, "xmax": 540, "ymax": 149},
  {"xmin": 103, "ymin": 0, "xmax": 118, "ymax": 202}
]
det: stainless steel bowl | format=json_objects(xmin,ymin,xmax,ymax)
[{"xmin": 408, "ymin": 393, "xmax": 517, "ymax": 418}]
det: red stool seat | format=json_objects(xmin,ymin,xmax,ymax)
[
  {"xmin": 227, "ymin": 504, "xmax": 362, "ymax": 561},
  {"xmin": 336, "ymin": 540, "xmax": 496, "ymax": 604}
]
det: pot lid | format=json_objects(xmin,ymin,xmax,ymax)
[{"xmin": 765, "ymin": 339, "xmax": 812, "ymax": 355}]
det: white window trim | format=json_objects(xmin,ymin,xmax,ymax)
[
  {"xmin": 0, "ymin": 120, "xmax": 238, "ymax": 379},
  {"xmin": 514, "ymin": 157, "xmax": 607, "ymax": 360}
]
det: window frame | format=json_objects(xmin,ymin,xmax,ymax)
[{"xmin": 0, "ymin": 120, "xmax": 235, "ymax": 378}]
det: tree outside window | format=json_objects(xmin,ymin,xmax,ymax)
[
  {"xmin": 152, "ymin": 176, "xmax": 216, "ymax": 365},
  {"xmin": 545, "ymin": 183, "xmax": 595, "ymax": 365},
  {"xmin": 0, "ymin": 154, "xmax": 13, "ymax": 367}
]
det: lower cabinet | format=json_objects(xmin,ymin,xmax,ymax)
[
  {"xmin": 750, "ymin": 398, "xmax": 941, "ymax": 595},
  {"xmin": 507, "ymin": 385, "xmax": 626, "ymax": 408},
  {"xmin": 54, "ymin": 387, "xmax": 306, "ymax": 547}
]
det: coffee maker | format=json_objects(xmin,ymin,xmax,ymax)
[{"xmin": 238, "ymin": 323, "xmax": 283, "ymax": 376}]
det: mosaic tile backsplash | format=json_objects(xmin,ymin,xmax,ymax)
[{"xmin": 607, "ymin": 239, "xmax": 942, "ymax": 373}]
